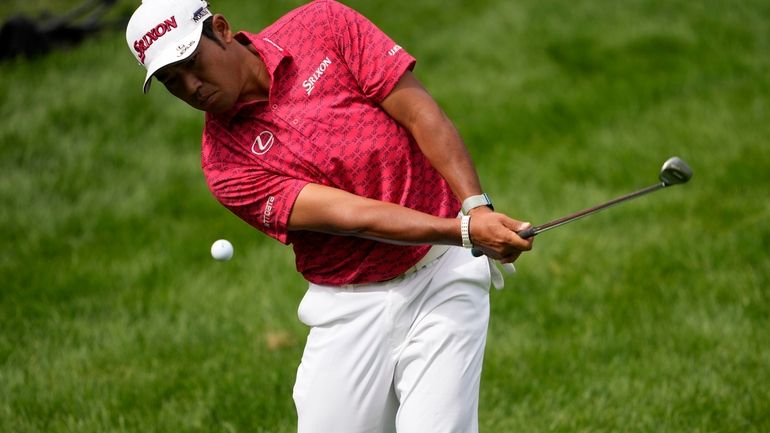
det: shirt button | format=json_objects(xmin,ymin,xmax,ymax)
[
  {"xmin": 292, "ymin": 119, "xmax": 299, "ymax": 125},
  {"xmin": 272, "ymin": 104, "xmax": 278, "ymax": 110}
]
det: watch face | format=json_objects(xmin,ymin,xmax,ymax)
[
  {"xmin": 483, "ymin": 193, "xmax": 494, "ymax": 210},
  {"xmin": 482, "ymin": 193, "xmax": 492, "ymax": 206}
]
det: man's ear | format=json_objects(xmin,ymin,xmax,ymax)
[{"xmin": 211, "ymin": 14, "xmax": 233, "ymax": 43}]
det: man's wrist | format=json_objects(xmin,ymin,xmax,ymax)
[{"xmin": 461, "ymin": 193, "xmax": 493, "ymax": 214}]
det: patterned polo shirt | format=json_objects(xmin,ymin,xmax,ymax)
[{"xmin": 201, "ymin": 0, "xmax": 460, "ymax": 285}]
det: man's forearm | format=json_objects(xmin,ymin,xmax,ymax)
[
  {"xmin": 288, "ymin": 183, "xmax": 462, "ymax": 246},
  {"xmin": 408, "ymin": 108, "xmax": 483, "ymax": 201},
  {"xmin": 289, "ymin": 183, "xmax": 531, "ymax": 261}
]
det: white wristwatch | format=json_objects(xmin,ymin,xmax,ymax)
[{"xmin": 461, "ymin": 193, "xmax": 493, "ymax": 214}]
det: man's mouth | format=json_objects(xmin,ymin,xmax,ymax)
[{"xmin": 197, "ymin": 92, "xmax": 213, "ymax": 106}]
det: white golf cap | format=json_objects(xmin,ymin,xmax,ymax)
[{"xmin": 126, "ymin": 0, "xmax": 212, "ymax": 93}]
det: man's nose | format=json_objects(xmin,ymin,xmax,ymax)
[{"xmin": 180, "ymin": 72, "xmax": 202, "ymax": 96}]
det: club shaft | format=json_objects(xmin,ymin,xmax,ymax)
[{"xmin": 521, "ymin": 182, "xmax": 667, "ymax": 238}]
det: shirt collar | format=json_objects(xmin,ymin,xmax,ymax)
[
  {"xmin": 234, "ymin": 31, "xmax": 291, "ymax": 77},
  {"xmin": 210, "ymin": 32, "xmax": 292, "ymax": 120}
]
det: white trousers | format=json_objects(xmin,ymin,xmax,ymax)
[{"xmin": 293, "ymin": 246, "xmax": 492, "ymax": 433}]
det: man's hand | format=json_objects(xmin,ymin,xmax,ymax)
[{"xmin": 467, "ymin": 207, "xmax": 533, "ymax": 264}]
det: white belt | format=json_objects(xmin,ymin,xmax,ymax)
[
  {"xmin": 402, "ymin": 244, "xmax": 451, "ymax": 277},
  {"xmin": 403, "ymin": 244, "xmax": 509, "ymax": 290}
]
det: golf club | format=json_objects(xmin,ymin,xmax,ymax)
[{"xmin": 473, "ymin": 156, "xmax": 692, "ymax": 259}]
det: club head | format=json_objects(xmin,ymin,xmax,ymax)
[{"xmin": 659, "ymin": 156, "xmax": 692, "ymax": 186}]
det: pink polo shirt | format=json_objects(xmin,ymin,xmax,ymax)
[{"xmin": 202, "ymin": 0, "xmax": 460, "ymax": 285}]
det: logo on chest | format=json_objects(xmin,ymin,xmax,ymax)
[
  {"xmin": 251, "ymin": 131, "xmax": 275, "ymax": 155},
  {"xmin": 302, "ymin": 56, "xmax": 333, "ymax": 95}
]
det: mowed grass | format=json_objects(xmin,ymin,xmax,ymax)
[{"xmin": 1, "ymin": 0, "xmax": 769, "ymax": 432}]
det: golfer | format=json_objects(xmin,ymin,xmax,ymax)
[{"xmin": 126, "ymin": 0, "xmax": 533, "ymax": 431}]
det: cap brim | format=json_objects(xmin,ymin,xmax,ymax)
[{"xmin": 141, "ymin": 25, "xmax": 205, "ymax": 94}]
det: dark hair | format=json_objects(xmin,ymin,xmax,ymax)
[{"xmin": 201, "ymin": 17, "xmax": 225, "ymax": 48}]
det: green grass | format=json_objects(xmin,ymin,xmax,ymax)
[{"xmin": 2, "ymin": 0, "xmax": 769, "ymax": 432}]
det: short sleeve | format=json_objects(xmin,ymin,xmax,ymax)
[
  {"xmin": 204, "ymin": 161, "xmax": 308, "ymax": 245},
  {"xmin": 324, "ymin": 0, "xmax": 416, "ymax": 102}
]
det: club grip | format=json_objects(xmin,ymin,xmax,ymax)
[
  {"xmin": 518, "ymin": 226, "xmax": 536, "ymax": 239},
  {"xmin": 471, "ymin": 226, "xmax": 536, "ymax": 257}
]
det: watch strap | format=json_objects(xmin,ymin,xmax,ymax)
[{"xmin": 460, "ymin": 215, "xmax": 473, "ymax": 248}]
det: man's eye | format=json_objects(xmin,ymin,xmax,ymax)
[{"xmin": 161, "ymin": 76, "xmax": 178, "ymax": 87}]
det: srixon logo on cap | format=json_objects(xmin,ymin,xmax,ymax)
[{"xmin": 133, "ymin": 16, "xmax": 178, "ymax": 64}]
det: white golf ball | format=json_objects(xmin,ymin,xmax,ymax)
[{"xmin": 211, "ymin": 239, "xmax": 233, "ymax": 261}]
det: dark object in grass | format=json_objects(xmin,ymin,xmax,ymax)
[{"xmin": 0, "ymin": 0, "xmax": 125, "ymax": 61}]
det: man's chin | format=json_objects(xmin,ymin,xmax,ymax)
[{"xmin": 193, "ymin": 94, "xmax": 234, "ymax": 114}]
